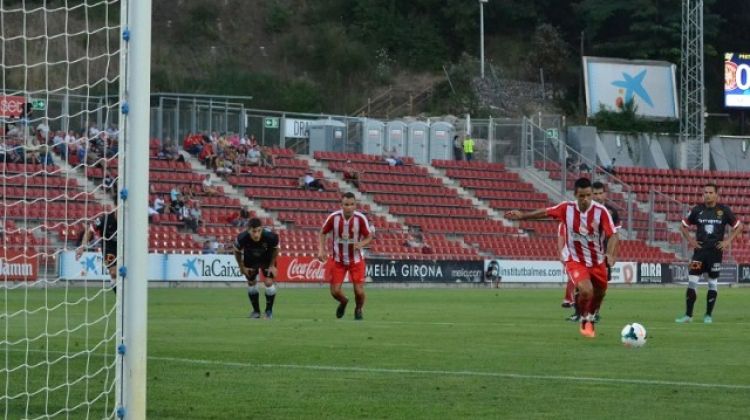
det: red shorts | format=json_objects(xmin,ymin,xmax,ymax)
[
  {"xmin": 328, "ymin": 259, "xmax": 366, "ymax": 285},
  {"xmin": 565, "ymin": 261, "xmax": 608, "ymax": 289}
]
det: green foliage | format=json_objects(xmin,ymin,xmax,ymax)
[
  {"xmin": 264, "ymin": 1, "xmax": 291, "ymax": 34},
  {"xmin": 425, "ymin": 53, "xmax": 481, "ymax": 115},
  {"xmin": 180, "ymin": 66, "xmax": 323, "ymax": 112},
  {"xmin": 173, "ymin": 2, "xmax": 221, "ymax": 44},
  {"xmin": 590, "ymin": 99, "xmax": 678, "ymax": 134},
  {"xmin": 525, "ymin": 24, "xmax": 573, "ymax": 84},
  {"xmin": 143, "ymin": 0, "xmax": 743, "ymax": 121}
]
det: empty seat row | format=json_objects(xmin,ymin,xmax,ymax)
[{"xmin": 432, "ymin": 159, "xmax": 506, "ymax": 172}]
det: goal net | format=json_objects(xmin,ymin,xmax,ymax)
[{"xmin": 0, "ymin": 1, "xmax": 147, "ymax": 418}]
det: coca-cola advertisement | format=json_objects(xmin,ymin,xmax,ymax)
[
  {"xmin": 0, "ymin": 250, "xmax": 38, "ymax": 281},
  {"xmin": 277, "ymin": 256, "xmax": 327, "ymax": 283}
]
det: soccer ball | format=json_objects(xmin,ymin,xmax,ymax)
[{"xmin": 620, "ymin": 323, "xmax": 647, "ymax": 348}]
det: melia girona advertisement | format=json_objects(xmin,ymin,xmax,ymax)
[{"xmin": 276, "ymin": 257, "xmax": 485, "ymax": 283}]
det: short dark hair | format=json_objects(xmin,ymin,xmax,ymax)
[
  {"xmin": 704, "ymin": 182, "xmax": 718, "ymax": 192},
  {"xmin": 248, "ymin": 218, "xmax": 262, "ymax": 228},
  {"xmin": 592, "ymin": 181, "xmax": 606, "ymax": 191},
  {"xmin": 573, "ymin": 177, "xmax": 592, "ymax": 192},
  {"xmin": 342, "ymin": 192, "xmax": 356, "ymax": 200}
]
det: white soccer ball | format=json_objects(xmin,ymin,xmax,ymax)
[{"xmin": 620, "ymin": 323, "xmax": 647, "ymax": 348}]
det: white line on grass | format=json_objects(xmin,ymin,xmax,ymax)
[
  {"xmin": 151, "ymin": 355, "xmax": 750, "ymax": 390},
  {"xmin": 236, "ymin": 317, "xmax": 750, "ymax": 329}
]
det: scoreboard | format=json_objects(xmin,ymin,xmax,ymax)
[{"xmin": 725, "ymin": 52, "xmax": 750, "ymax": 108}]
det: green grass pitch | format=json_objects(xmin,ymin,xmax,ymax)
[{"xmin": 3, "ymin": 286, "xmax": 750, "ymax": 419}]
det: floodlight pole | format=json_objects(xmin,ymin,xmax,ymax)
[
  {"xmin": 679, "ymin": 0, "xmax": 705, "ymax": 169},
  {"xmin": 479, "ymin": 0, "xmax": 488, "ymax": 79}
]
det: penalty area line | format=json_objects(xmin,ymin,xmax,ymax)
[{"xmin": 151, "ymin": 355, "xmax": 750, "ymax": 390}]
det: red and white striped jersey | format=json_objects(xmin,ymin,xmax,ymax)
[
  {"xmin": 321, "ymin": 210, "xmax": 372, "ymax": 265},
  {"xmin": 546, "ymin": 201, "xmax": 615, "ymax": 267}
]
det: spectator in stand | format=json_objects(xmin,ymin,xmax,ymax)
[
  {"xmin": 383, "ymin": 147, "xmax": 404, "ymax": 166},
  {"xmin": 103, "ymin": 171, "xmax": 116, "ymax": 196},
  {"xmin": 229, "ymin": 205, "xmax": 252, "ymax": 227},
  {"xmin": 106, "ymin": 124, "xmax": 118, "ymax": 140},
  {"xmin": 228, "ymin": 132, "xmax": 240, "ymax": 149},
  {"xmin": 170, "ymin": 186, "xmax": 180, "ymax": 202},
  {"xmin": 148, "ymin": 203, "xmax": 159, "ymax": 222},
  {"xmin": 199, "ymin": 139, "xmax": 217, "ymax": 169},
  {"xmin": 260, "ymin": 146, "xmax": 276, "ymax": 168},
  {"xmin": 182, "ymin": 200, "xmax": 202, "ymax": 233},
  {"xmin": 215, "ymin": 155, "xmax": 234, "ymax": 177},
  {"xmin": 463, "ymin": 134, "xmax": 475, "ymax": 162},
  {"xmin": 52, "ymin": 130, "xmax": 65, "ymax": 157},
  {"xmin": 180, "ymin": 184, "xmax": 195, "ymax": 202},
  {"xmin": 183, "ymin": 132, "xmax": 203, "ymax": 155},
  {"xmin": 216, "ymin": 134, "xmax": 230, "ymax": 159},
  {"xmin": 577, "ymin": 158, "xmax": 591, "ymax": 173},
  {"xmin": 170, "ymin": 192, "xmax": 185, "ymax": 216},
  {"xmin": 105, "ymin": 134, "xmax": 118, "ymax": 158},
  {"xmin": 300, "ymin": 170, "xmax": 325, "ymax": 191},
  {"xmin": 453, "ymin": 135, "xmax": 463, "ymax": 161},
  {"xmin": 202, "ymin": 240, "xmax": 215, "ymax": 254},
  {"xmin": 342, "ymin": 160, "xmax": 361, "ymax": 187},
  {"xmin": 246, "ymin": 145, "xmax": 262, "ymax": 167},
  {"xmin": 153, "ymin": 194, "xmax": 166, "ymax": 214},
  {"xmin": 160, "ymin": 137, "xmax": 181, "ymax": 161},
  {"xmin": 202, "ymin": 174, "xmax": 220, "ymax": 196}
]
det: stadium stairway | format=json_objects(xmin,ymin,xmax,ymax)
[
  {"xmin": 182, "ymin": 153, "xmax": 277, "ymax": 226},
  {"xmin": 313, "ymin": 152, "xmax": 516, "ymax": 260},
  {"xmin": 293, "ymin": 154, "xmax": 405, "ymax": 229},
  {"xmin": 419, "ymin": 162, "xmax": 513, "ymax": 226},
  {"xmin": 54, "ymin": 155, "xmax": 116, "ymax": 210}
]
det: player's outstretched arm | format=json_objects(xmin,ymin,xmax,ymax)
[{"xmin": 504, "ymin": 208, "xmax": 549, "ymax": 221}]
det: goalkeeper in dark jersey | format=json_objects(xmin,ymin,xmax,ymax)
[
  {"xmin": 676, "ymin": 182, "xmax": 742, "ymax": 324},
  {"xmin": 76, "ymin": 210, "xmax": 118, "ymax": 290},
  {"xmin": 233, "ymin": 218, "xmax": 280, "ymax": 319}
]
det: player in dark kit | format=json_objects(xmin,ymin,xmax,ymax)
[
  {"xmin": 76, "ymin": 210, "xmax": 118, "ymax": 290},
  {"xmin": 676, "ymin": 182, "xmax": 742, "ymax": 324},
  {"xmin": 233, "ymin": 218, "xmax": 280, "ymax": 319}
]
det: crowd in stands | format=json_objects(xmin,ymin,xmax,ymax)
[{"xmin": 182, "ymin": 131, "xmax": 276, "ymax": 178}]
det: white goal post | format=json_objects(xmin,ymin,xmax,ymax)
[{"xmin": 0, "ymin": 1, "xmax": 150, "ymax": 418}]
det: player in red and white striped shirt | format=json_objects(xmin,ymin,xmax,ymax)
[
  {"xmin": 318, "ymin": 192, "xmax": 373, "ymax": 320},
  {"xmin": 505, "ymin": 177, "xmax": 618, "ymax": 338}
]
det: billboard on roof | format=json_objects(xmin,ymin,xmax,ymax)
[
  {"xmin": 583, "ymin": 56, "xmax": 679, "ymax": 119},
  {"xmin": 724, "ymin": 52, "xmax": 750, "ymax": 108}
]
